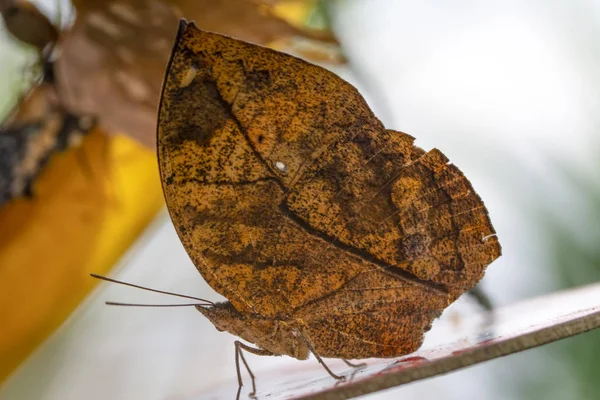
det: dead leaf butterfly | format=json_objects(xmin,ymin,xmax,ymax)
[{"xmin": 152, "ymin": 19, "xmax": 502, "ymax": 398}]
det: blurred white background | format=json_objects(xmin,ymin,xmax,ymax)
[{"xmin": 1, "ymin": 0, "xmax": 599, "ymax": 399}]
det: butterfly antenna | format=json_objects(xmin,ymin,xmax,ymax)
[
  {"xmin": 90, "ymin": 273, "xmax": 215, "ymax": 306},
  {"xmin": 106, "ymin": 302, "xmax": 209, "ymax": 307}
]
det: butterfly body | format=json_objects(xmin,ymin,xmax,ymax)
[
  {"xmin": 198, "ymin": 302, "xmax": 311, "ymax": 360},
  {"xmin": 158, "ymin": 20, "xmax": 501, "ymax": 368}
]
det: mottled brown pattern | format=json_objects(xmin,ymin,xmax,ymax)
[{"xmin": 158, "ymin": 21, "xmax": 501, "ymax": 362}]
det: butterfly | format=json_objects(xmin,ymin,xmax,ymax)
[{"xmin": 154, "ymin": 20, "xmax": 502, "ymax": 399}]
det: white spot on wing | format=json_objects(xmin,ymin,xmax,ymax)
[
  {"xmin": 180, "ymin": 67, "xmax": 198, "ymax": 88},
  {"xmin": 275, "ymin": 161, "xmax": 287, "ymax": 172}
]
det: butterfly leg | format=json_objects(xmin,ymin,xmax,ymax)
[
  {"xmin": 234, "ymin": 340, "xmax": 273, "ymax": 400},
  {"xmin": 467, "ymin": 285, "xmax": 494, "ymax": 312},
  {"xmin": 298, "ymin": 332, "xmax": 344, "ymax": 381}
]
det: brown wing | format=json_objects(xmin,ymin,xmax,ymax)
[
  {"xmin": 56, "ymin": 0, "xmax": 339, "ymax": 148},
  {"xmin": 288, "ymin": 140, "xmax": 502, "ymax": 297},
  {"xmin": 296, "ymin": 267, "xmax": 449, "ymax": 358},
  {"xmin": 158, "ymin": 21, "xmax": 501, "ymax": 324}
]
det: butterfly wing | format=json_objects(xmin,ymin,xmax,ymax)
[{"xmin": 158, "ymin": 22, "xmax": 500, "ymax": 329}]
